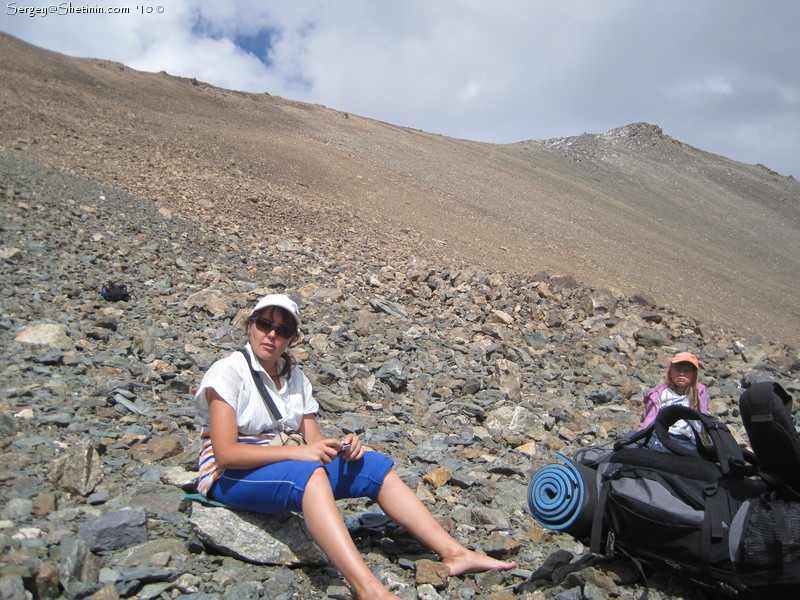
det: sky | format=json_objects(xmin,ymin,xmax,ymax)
[{"xmin": 2, "ymin": 0, "xmax": 799, "ymax": 178}]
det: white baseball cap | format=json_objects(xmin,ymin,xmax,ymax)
[{"xmin": 250, "ymin": 293, "xmax": 301, "ymax": 330}]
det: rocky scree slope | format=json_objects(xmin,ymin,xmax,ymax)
[
  {"xmin": 1, "ymin": 32, "xmax": 799, "ymax": 346},
  {"xmin": 1, "ymin": 152, "xmax": 799, "ymax": 600}
]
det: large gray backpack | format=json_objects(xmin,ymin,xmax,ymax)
[{"xmin": 529, "ymin": 402, "xmax": 800, "ymax": 598}]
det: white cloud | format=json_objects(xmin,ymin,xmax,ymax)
[
  {"xmin": 1, "ymin": 0, "xmax": 798, "ymax": 176},
  {"xmin": 128, "ymin": 36, "xmax": 271, "ymax": 91},
  {"xmin": 694, "ymin": 76, "xmax": 735, "ymax": 97}
]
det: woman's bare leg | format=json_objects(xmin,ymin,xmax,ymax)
[
  {"xmin": 375, "ymin": 470, "xmax": 517, "ymax": 575},
  {"xmin": 302, "ymin": 468, "xmax": 400, "ymax": 600}
]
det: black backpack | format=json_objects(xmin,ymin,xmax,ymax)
[
  {"xmin": 101, "ymin": 282, "xmax": 131, "ymax": 302},
  {"xmin": 528, "ymin": 401, "xmax": 800, "ymax": 599}
]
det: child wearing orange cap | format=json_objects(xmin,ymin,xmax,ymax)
[{"xmin": 637, "ymin": 352, "xmax": 708, "ymax": 441}]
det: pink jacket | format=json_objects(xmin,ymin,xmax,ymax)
[{"xmin": 637, "ymin": 381, "xmax": 709, "ymax": 430}]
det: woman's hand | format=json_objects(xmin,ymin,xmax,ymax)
[
  {"xmin": 295, "ymin": 438, "xmax": 342, "ymax": 464},
  {"xmin": 339, "ymin": 432, "xmax": 364, "ymax": 462},
  {"xmin": 297, "ymin": 416, "xmax": 363, "ymax": 462}
]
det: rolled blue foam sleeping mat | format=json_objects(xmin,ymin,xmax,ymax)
[{"xmin": 527, "ymin": 453, "xmax": 598, "ymax": 538}]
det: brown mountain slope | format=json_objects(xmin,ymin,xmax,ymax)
[{"xmin": 1, "ymin": 33, "xmax": 798, "ymax": 345}]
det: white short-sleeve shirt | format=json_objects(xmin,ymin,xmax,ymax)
[{"xmin": 194, "ymin": 344, "xmax": 318, "ymax": 434}]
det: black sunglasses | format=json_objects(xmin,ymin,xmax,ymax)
[{"xmin": 249, "ymin": 317, "xmax": 295, "ymax": 339}]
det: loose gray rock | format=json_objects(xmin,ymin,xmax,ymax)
[
  {"xmin": 189, "ymin": 505, "xmax": 327, "ymax": 566},
  {"xmin": 369, "ymin": 298, "xmax": 409, "ymax": 318},
  {"xmin": 13, "ymin": 323, "xmax": 72, "ymax": 349},
  {"xmin": 49, "ymin": 440, "xmax": 103, "ymax": 497},
  {"xmin": 376, "ymin": 358, "xmax": 409, "ymax": 392},
  {"xmin": 78, "ymin": 509, "xmax": 148, "ymax": 552}
]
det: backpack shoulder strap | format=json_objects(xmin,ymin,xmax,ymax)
[
  {"xmin": 740, "ymin": 381, "xmax": 800, "ymax": 495},
  {"xmin": 655, "ymin": 405, "xmax": 746, "ymax": 475},
  {"xmin": 745, "ymin": 381, "xmax": 792, "ymax": 422},
  {"xmin": 238, "ymin": 348, "xmax": 284, "ymax": 423}
]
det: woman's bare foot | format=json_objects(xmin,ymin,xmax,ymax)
[
  {"xmin": 354, "ymin": 582, "xmax": 403, "ymax": 600},
  {"xmin": 357, "ymin": 591, "xmax": 402, "ymax": 600},
  {"xmin": 441, "ymin": 548, "xmax": 517, "ymax": 576}
]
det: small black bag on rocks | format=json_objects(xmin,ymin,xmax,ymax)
[{"xmin": 101, "ymin": 282, "xmax": 131, "ymax": 302}]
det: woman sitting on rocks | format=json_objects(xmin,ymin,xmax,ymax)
[{"xmin": 194, "ymin": 293, "xmax": 516, "ymax": 600}]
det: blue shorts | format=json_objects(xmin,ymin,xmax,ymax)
[{"xmin": 209, "ymin": 451, "xmax": 394, "ymax": 514}]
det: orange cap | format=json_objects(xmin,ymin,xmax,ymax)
[{"xmin": 670, "ymin": 351, "xmax": 699, "ymax": 369}]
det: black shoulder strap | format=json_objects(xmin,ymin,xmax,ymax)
[
  {"xmin": 238, "ymin": 348, "xmax": 284, "ymax": 423},
  {"xmin": 747, "ymin": 381, "xmax": 793, "ymax": 422},
  {"xmin": 590, "ymin": 480, "xmax": 612, "ymax": 554},
  {"xmin": 655, "ymin": 405, "xmax": 746, "ymax": 475}
]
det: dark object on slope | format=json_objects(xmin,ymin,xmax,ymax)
[{"xmin": 101, "ymin": 282, "xmax": 131, "ymax": 302}]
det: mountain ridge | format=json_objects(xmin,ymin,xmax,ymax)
[{"xmin": 1, "ymin": 32, "xmax": 798, "ymax": 344}]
